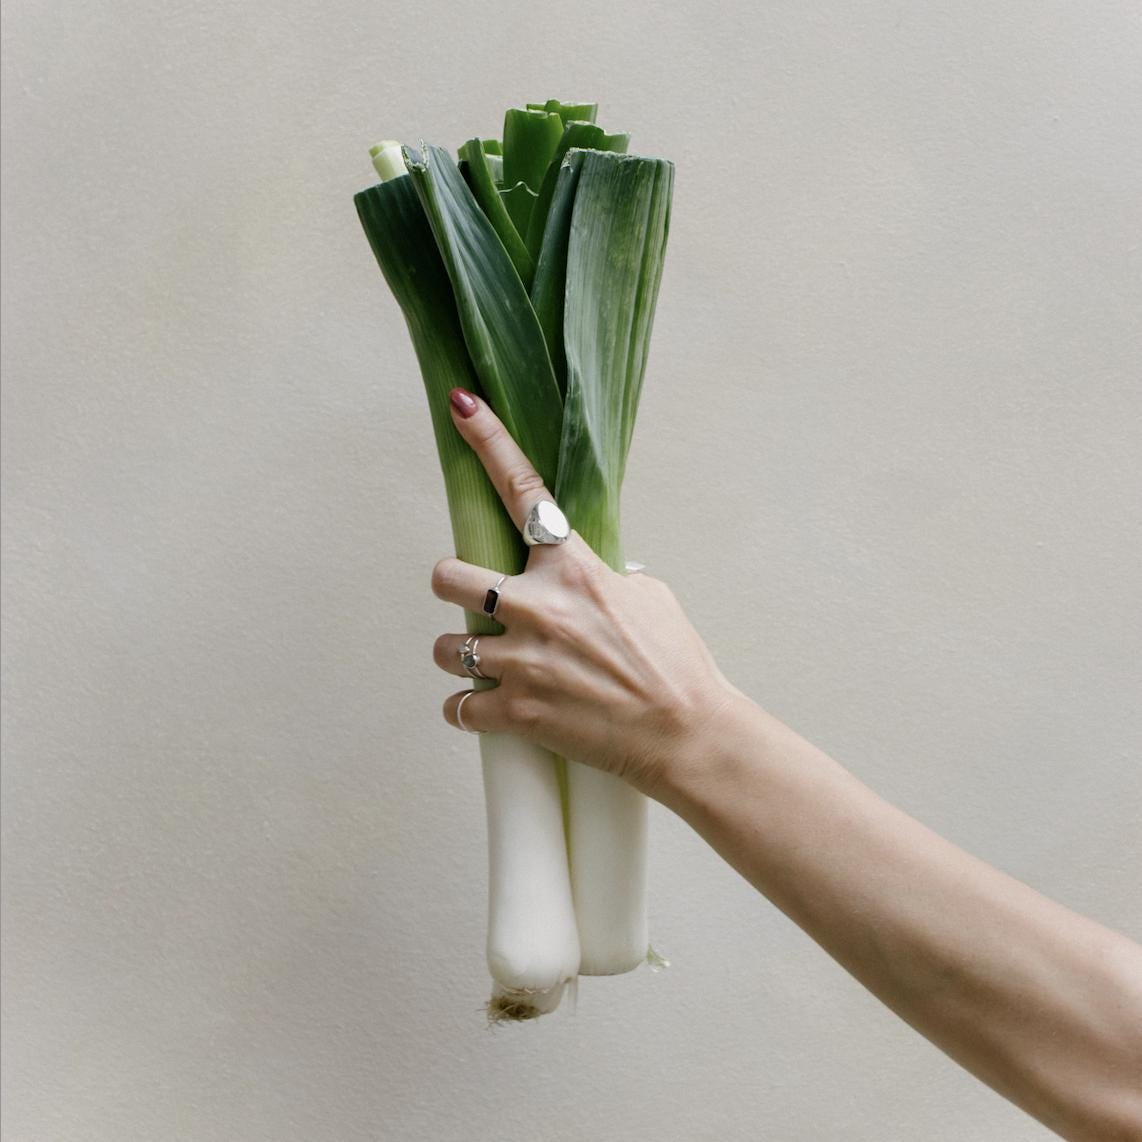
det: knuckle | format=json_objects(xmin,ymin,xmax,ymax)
[
  {"xmin": 504, "ymin": 693, "xmax": 541, "ymax": 728},
  {"xmin": 467, "ymin": 412, "xmax": 502, "ymax": 447},
  {"xmin": 557, "ymin": 554, "xmax": 616, "ymax": 610},
  {"xmin": 541, "ymin": 608, "xmax": 577, "ymax": 647},
  {"xmin": 516, "ymin": 656, "xmax": 549, "ymax": 689},
  {"xmin": 505, "ymin": 464, "xmax": 546, "ymax": 504},
  {"xmin": 557, "ymin": 554, "xmax": 588, "ymax": 587},
  {"xmin": 560, "ymin": 548, "xmax": 605, "ymax": 588}
]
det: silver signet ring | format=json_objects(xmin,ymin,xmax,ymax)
[{"xmin": 523, "ymin": 500, "xmax": 570, "ymax": 546}]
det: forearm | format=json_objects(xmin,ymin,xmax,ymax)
[{"xmin": 658, "ymin": 694, "xmax": 1142, "ymax": 1140}]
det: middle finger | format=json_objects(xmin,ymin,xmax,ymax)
[{"xmin": 431, "ymin": 557, "xmax": 527, "ymax": 622}]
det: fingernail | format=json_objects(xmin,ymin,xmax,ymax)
[{"xmin": 449, "ymin": 388, "xmax": 479, "ymax": 419}]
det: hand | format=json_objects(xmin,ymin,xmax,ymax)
[{"xmin": 431, "ymin": 388, "xmax": 740, "ymax": 799}]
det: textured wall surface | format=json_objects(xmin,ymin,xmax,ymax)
[{"xmin": 3, "ymin": 2, "xmax": 1140, "ymax": 1139}]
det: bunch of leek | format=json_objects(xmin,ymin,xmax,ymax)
[{"xmin": 354, "ymin": 99, "xmax": 674, "ymax": 1021}]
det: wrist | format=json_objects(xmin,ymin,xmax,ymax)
[{"xmin": 646, "ymin": 686, "xmax": 773, "ymax": 817}]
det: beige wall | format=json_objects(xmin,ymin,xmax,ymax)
[{"xmin": 3, "ymin": 2, "xmax": 1140, "ymax": 1139}]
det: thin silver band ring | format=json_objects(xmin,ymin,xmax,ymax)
[{"xmin": 456, "ymin": 690, "xmax": 480, "ymax": 734}]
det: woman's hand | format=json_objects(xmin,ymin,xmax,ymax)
[{"xmin": 431, "ymin": 388, "xmax": 740, "ymax": 799}]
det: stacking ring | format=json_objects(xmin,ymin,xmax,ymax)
[
  {"xmin": 455, "ymin": 690, "xmax": 480, "ymax": 734},
  {"xmin": 458, "ymin": 635, "xmax": 487, "ymax": 679},
  {"xmin": 483, "ymin": 574, "xmax": 507, "ymax": 618}
]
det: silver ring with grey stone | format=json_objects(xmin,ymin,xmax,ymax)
[
  {"xmin": 458, "ymin": 636, "xmax": 488, "ymax": 679},
  {"xmin": 523, "ymin": 499, "xmax": 570, "ymax": 546}
]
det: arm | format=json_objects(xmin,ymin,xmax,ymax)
[
  {"xmin": 658, "ymin": 696, "xmax": 1142, "ymax": 1142},
  {"xmin": 431, "ymin": 389, "xmax": 1142, "ymax": 1140}
]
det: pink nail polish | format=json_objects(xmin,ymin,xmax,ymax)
[{"xmin": 450, "ymin": 389, "xmax": 479, "ymax": 418}]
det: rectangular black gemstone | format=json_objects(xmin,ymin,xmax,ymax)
[{"xmin": 483, "ymin": 588, "xmax": 498, "ymax": 614}]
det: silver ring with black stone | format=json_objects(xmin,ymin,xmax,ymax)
[{"xmin": 483, "ymin": 575, "xmax": 507, "ymax": 618}]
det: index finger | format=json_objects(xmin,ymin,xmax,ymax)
[{"xmin": 448, "ymin": 387, "xmax": 557, "ymax": 533}]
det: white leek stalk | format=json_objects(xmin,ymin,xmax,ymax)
[
  {"xmin": 568, "ymin": 766, "xmax": 648, "ymax": 974},
  {"xmin": 482, "ymin": 733, "xmax": 580, "ymax": 1017}
]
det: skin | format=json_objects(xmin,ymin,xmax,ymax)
[{"xmin": 433, "ymin": 388, "xmax": 1142, "ymax": 1141}]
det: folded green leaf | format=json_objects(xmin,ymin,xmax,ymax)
[
  {"xmin": 554, "ymin": 150, "xmax": 675, "ymax": 568},
  {"xmin": 458, "ymin": 137, "xmax": 536, "ymax": 289},
  {"xmin": 524, "ymin": 122, "xmax": 630, "ymax": 264},
  {"xmin": 530, "ymin": 151, "xmax": 586, "ymax": 398},
  {"xmin": 499, "ymin": 180, "xmax": 539, "ymax": 243},
  {"xmin": 502, "ymin": 108, "xmax": 565, "ymax": 197},
  {"xmin": 403, "ymin": 142, "xmax": 564, "ymax": 489},
  {"xmin": 353, "ymin": 176, "xmax": 525, "ymax": 610}
]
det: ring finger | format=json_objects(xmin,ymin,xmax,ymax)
[{"xmin": 433, "ymin": 632, "xmax": 508, "ymax": 681}]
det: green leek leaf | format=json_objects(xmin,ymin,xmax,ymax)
[
  {"xmin": 499, "ymin": 180, "xmax": 539, "ymax": 245},
  {"xmin": 458, "ymin": 137, "xmax": 536, "ymax": 289},
  {"xmin": 403, "ymin": 142, "xmax": 563, "ymax": 489},
  {"xmin": 524, "ymin": 122, "xmax": 630, "ymax": 264},
  {"xmin": 554, "ymin": 151, "xmax": 675, "ymax": 568},
  {"xmin": 530, "ymin": 151, "xmax": 586, "ymax": 398},
  {"xmin": 353, "ymin": 176, "xmax": 525, "ymax": 620},
  {"xmin": 527, "ymin": 99, "xmax": 598, "ymax": 125},
  {"xmin": 502, "ymin": 108, "xmax": 565, "ymax": 196}
]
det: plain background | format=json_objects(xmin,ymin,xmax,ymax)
[{"xmin": 3, "ymin": 1, "xmax": 1140, "ymax": 1139}]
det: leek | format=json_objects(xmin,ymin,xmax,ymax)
[
  {"xmin": 355, "ymin": 163, "xmax": 579, "ymax": 1021},
  {"xmin": 354, "ymin": 99, "xmax": 674, "ymax": 1017}
]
